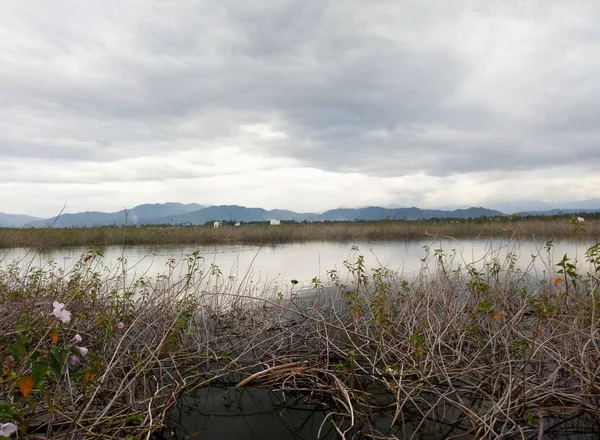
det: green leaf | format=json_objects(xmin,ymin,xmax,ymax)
[
  {"xmin": 49, "ymin": 347, "xmax": 70, "ymax": 377},
  {"xmin": 8, "ymin": 335, "xmax": 30, "ymax": 363},
  {"xmin": 126, "ymin": 413, "xmax": 144, "ymax": 424},
  {"xmin": 32, "ymin": 361, "xmax": 49, "ymax": 386},
  {"xmin": 0, "ymin": 402, "xmax": 20, "ymax": 420},
  {"xmin": 8, "ymin": 341, "xmax": 24, "ymax": 363}
]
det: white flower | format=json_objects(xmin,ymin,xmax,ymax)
[
  {"xmin": 51, "ymin": 308, "xmax": 71, "ymax": 323},
  {"xmin": 72, "ymin": 334, "xmax": 82, "ymax": 343},
  {"xmin": 51, "ymin": 301, "xmax": 71, "ymax": 323},
  {"xmin": 70, "ymin": 355, "xmax": 81, "ymax": 365},
  {"xmin": 76, "ymin": 346, "xmax": 89, "ymax": 357},
  {"xmin": 0, "ymin": 422, "xmax": 17, "ymax": 436}
]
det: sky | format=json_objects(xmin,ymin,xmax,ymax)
[{"xmin": 1, "ymin": 0, "xmax": 600, "ymax": 217}]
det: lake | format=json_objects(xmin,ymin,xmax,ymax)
[{"xmin": 1, "ymin": 238, "xmax": 597, "ymax": 291}]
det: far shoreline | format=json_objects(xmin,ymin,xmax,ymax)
[{"xmin": 1, "ymin": 215, "xmax": 599, "ymax": 249}]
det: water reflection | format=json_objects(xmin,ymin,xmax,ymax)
[
  {"xmin": 154, "ymin": 385, "xmax": 334, "ymax": 440},
  {"xmin": 1, "ymin": 238, "xmax": 598, "ymax": 289},
  {"xmin": 154, "ymin": 385, "xmax": 600, "ymax": 440}
]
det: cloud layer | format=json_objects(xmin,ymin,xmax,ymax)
[{"xmin": 2, "ymin": 1, "xmax": 600, "ymax": 215}]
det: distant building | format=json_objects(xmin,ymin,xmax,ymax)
[
  {"xmin": 235, "ymin": 222, "xmax": 241, "ymax": 227},
  {"xmin": 577, "ymin": 217, "xmax": 585, "ymax": 222},
  {"xmin": 214, "ymin": 221, "xmax": 222, "ymax": 228},
  {"xmin": 270, "ymin": 219, "xmax": 281, "ymax": 226}
]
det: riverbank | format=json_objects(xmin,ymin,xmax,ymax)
[
  {"xmin": 0, "ymin": 216, "xmax": 597, "ymax": 249},
  {"xmin": 1, "ymin": 246, "xmax": 599, "ymax": 438}
]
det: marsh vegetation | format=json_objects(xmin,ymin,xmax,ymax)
[
  {"xmin": 1, "ymin": 240, "xmax": 600, "ymax": 439},
  {"xmin": 0, "ymin": 215, "xmax": 598, "ymax": 249}
]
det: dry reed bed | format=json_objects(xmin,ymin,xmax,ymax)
[
  {"xmin": 1, "ymin": 244, "xmax": 599, "ymax": 439},
  {"xmin": 1, "ymin": 218, "xmax": 599, "ymax": 249}
]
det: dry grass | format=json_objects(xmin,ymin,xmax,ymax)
[
  {"xmin": 1, "ymin": 217, "xmax": 599, "ymax": 249},
  {"xmin": 1, "ymin": 243, "xmax": 600, "ymax": 438}
]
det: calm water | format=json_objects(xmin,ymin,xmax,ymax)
[
  {"xmin": 153, "ymin": 383, "xmax": 600, "ymax": 440},
  {"xmin": 1, "ymin": 238, "xmax": 597, "ymax": 289}
]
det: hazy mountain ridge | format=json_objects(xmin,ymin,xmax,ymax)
[
  {"xmin": 23, "ymin": 203, "xmax": 205, "ymax": 228},
  {"xmin": 496, "ymin": 198, "xmax": 600, "ymax": 214},
  {"xmin": 515, "ymin": 208, "xmax": 600, "ymax": 216},
  {"xmin": 4, "ymin": 203, "xmax": 600, "ymax": 228},
  {"xmin": 151, "ymin": 205, "xmax": 322, "ymax": 225},
  {"xmin": 0, "ymin": 213, "xmax": 43, "ymax": 227},
  {"xmin": 318, "ymin": 206, "xmax": 503, "ymax": 222},
  {"xmin": 9, "ymin": 204, "xmax": 503, "ymax": 227}
]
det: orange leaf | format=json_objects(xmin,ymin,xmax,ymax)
[
  {"xmin": 84, "ymin": 372, "xmax": 95, "ymax": 382},
  {"xmin": 18, "ymin": 376, "xmax": 34, "ymax": 397},
  {"xmin": 554, "ymin": 277, "xmax": 563, "ymax": 286},
  {"xmin": 492, "ymin": 313, "xmax": 505, "ymax": 321},
  {"xmin": 50, "ymin": 332, "xmax": 59, "ymax": 345}
]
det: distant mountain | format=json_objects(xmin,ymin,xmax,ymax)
[
  {"xmin": 127, "ymin": 203, "xmax": 206, "ymax": 224},
  {"xmin": 318, "ymin": 206, "xmax": 503, "ymax": 222},
  {"xmin": 267, "ymin": 209, "xmax": 321, "ymax": 222},
  {"xmin": 0, "ymin": 213, "xmax": 43, "ymax": 227},
  {"xmin": 151, "ymin": 205, "xmax": 321, "ymax": 225},
  {"xmin": 3, "ymin": 203, "xmax": 516, "ymax": 228},
  {"xmin": 156, "ymin": 205, "xmax": 503, "ymax": 225},
  {"xmin": 488, "ymin": 198, "xmax": 600, "ymax": 214},
  {"xmin": 516, "ymin": 208, "xmax": 600, "ymax": 216},
  {"xmin": 25, "ymin": 203, "xmax": 205, "ymax": 228}
]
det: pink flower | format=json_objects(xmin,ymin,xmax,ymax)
[
  {"xmin": 0, "ymin": 422, "xmax": 17, "ymax": 436},
  {"xmin": 51, "ymin": 301, "xmax": 71, "ymax": 323},
  {"xmin": 72, "ymin": 334, "xmax": 82, "ymax": 343},
  {"xmin": 70, "ymin": 355, "xmax": 81, "ymax": 365},
  {"xmin": 75, "ymin": 346, "xmax": 89, "ymax": 357},
  {"xmin": 117, "ymin": 322, "xmax": 125, "ymax": 329}
]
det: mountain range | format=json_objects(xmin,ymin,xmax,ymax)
[
  {"xmin": 0, "ymin": 203, "xmax": 204, "ymax": 228},
  {"xmin": 1, "ymin": 203, "xmax": 599, "ymax": 228},
  {"xmin": 1, "ymin": 203, "xmax": 505, "ymax": 228}
]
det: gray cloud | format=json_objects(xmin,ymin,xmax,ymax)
[{"xmin": 1, "ymin": 0, "xmax": 600, "ymax": 214}]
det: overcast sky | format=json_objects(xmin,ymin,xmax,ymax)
[{"xmin": 2, "ymin": 1, "xmax": 600, "ymax": 216}]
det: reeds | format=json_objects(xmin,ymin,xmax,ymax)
[
  {"xmin": 1, "ymin": 216, "xmax": 599, "ymax": 249},
  {"xmin": 1, "ymin": 242, "xmax": 599, "ymax": 438}
]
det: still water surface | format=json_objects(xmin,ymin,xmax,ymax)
[
  {"xmin": 1, "ymin": 238, "xmax": 597, "ymax": 288},
  {"xmin": 155, "ymin": 385, "xmax": 600, "ymax": 440}
]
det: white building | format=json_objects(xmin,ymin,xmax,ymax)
[
  {"xmin": 270, "ymin": 219, "xmax": 281, "ymax": 225},
  {"xmin": 214, "ymin": 221, "xmax": 222, "ymax": 228}
]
